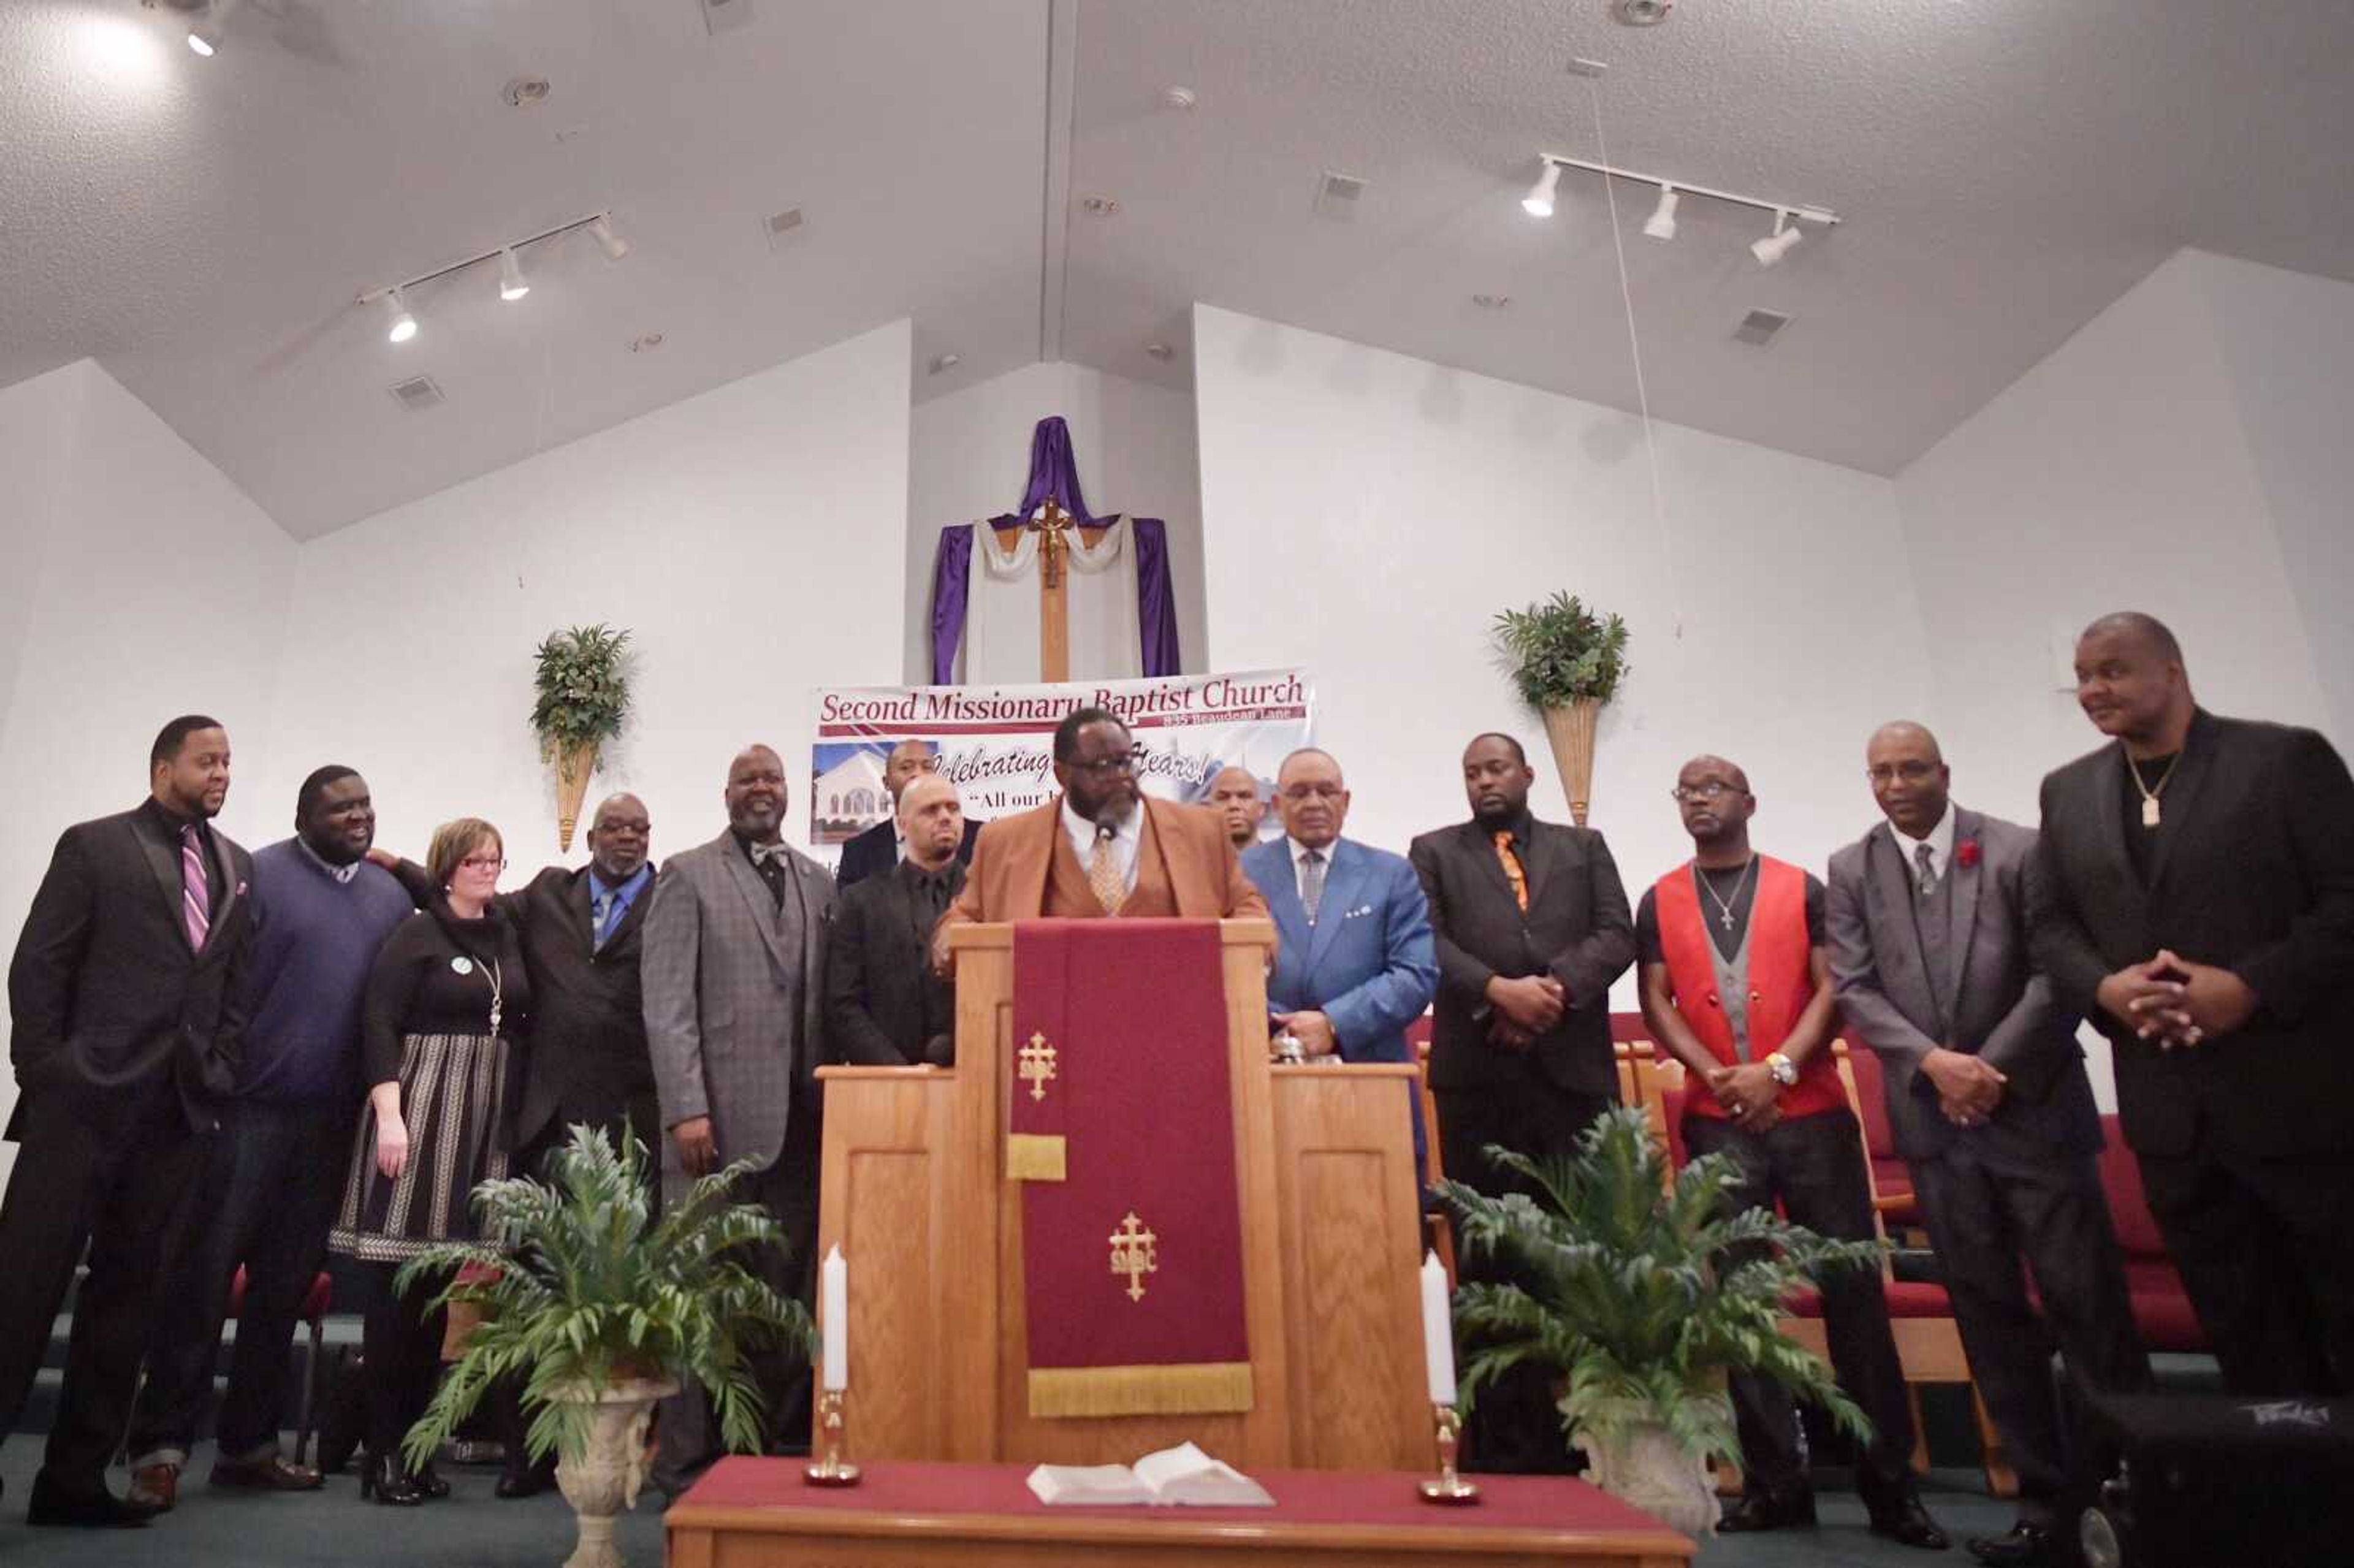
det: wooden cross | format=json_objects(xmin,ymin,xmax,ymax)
[
  {"xmin": 1027, "ymin": 498, "xmax": 1075, "ymax": 683},
  {"xmin": 1108, "ymin": 1211, "xmax": 1158, "ymax": 1303},
  {"xmin": 1018, "ymin": 1030, "xmax": 1058, "ymax": 1103}
]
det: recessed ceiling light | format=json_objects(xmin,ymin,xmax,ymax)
[
  {"xmin": 628, "ymin": 333, "xmax": 665, "ymax": 354},
  {"xmin": 1144, "ymin": 341, "xmax": 1174, "ymax": 360},
  {"xmin": 1615, "ymin": 0, "xmax": 1672, "ymax": 25},
  {"xmin": 1472, "ymin": 294, "xmax": 1511, "ymax": 310},
  {"xmin": 1161, "ymin": 86, "xmax": 1197, "ymax": 111},
  {"xmin": 928, "ymin": 352, "xmax": 962, "ymax": 375},
  {"xmin": 1079, "ymin": 196, "xmax": 1121, "ymax": 217},
  {"xmin": 503, "ymin": 76, "xmax": 552, "ymax": 108}
]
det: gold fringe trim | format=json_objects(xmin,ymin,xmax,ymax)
[
  {"xmin": 1006, "ymin": 1133, "xmax": 1067, "ymax": 1182},
  {"xmin": 1027, "ymin": 1362, "xmax": 1255, "ymax": 1418}
]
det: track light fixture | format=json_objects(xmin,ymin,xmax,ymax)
[
  {"xmin": 185, "ymin": 0, "xmax": 237, "ymax": 56},
  {"xmin": 1750, "ymin": 209, "xmax": 1804, "ymax": 267},
  {"xmin": 1522, "ymin": 160, "xmax": 1563, "ymax": 218},
  {"xmin": 357, "ymin": 210, "xmax": 625, "ymax": 349},
  {"xmin": 1642, "ymin": 185, "xmax": 1679, "ymax": 242},
  {"xmin": 381, "ymin": 289, "xmax": 418, "ymax": 344}
]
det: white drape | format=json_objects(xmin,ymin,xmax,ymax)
[{"xmin": 956, "ymin": 513, "xmax": 1143, "ymax": 683}]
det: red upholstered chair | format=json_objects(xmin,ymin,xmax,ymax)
[
  {"xmin": 2092, "ymin": 1116, "xmax": 2207, "ymax": 1353},
  {"xmin": 225, "ymin": 1266, "xmax": 337, "ymax": 1466},
  {"xmin": 1838, "ymin": 1040, "xmax": 1924, "ymax": 1233}
]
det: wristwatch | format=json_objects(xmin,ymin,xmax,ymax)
[{"xmin": 1765, "ymin": 1051, "xmax": 1799, "ymax": 1088}]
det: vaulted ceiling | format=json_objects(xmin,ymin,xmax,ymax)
[{"xmin": 6, "ymin": 0, "xmax": 2352, "ymax": 538}]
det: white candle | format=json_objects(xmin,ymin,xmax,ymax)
[
  {"xmin": 821, "ymin": 1245, "xmax": 848, "ymax": 1392},
  {"xmin": 1419, "ymin": 1251, "xmax": 1457, "ymax": 1406}
]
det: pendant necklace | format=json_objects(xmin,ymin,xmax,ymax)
[
  {"xmin": 2127, "ymin": 748, "xmax": 2184, "ymax": 829},
  {"xmin": 1699, "ymin": 856, "xmax": 1756, "ymax": 932}
]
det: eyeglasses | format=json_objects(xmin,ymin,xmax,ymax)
[
  {"xmin": 460, "ymin": 854, "xmax": 507, "ymax": 872},
  {"xmin": 1866, "ymin": 761, "xmax": 1940, "ymax": 785},
  {"xmin": 1669, "ymin": 782, "xmax": 1739, "ymax": 804},
  {"xmin": 1070, "ymin": 753, "xmax": 1137, "ymax": 777}
]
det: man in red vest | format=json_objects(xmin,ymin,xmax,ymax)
[{"xmin": 1637, "ymin": 755, "xmax": 1946, "ymax": 1551}]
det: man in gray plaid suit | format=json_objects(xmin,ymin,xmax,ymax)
[{"xmin": 641, "ymin": 742, "xmax": 834, "ymax": 1493}]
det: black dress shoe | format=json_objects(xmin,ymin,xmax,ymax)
[
  {"xmin": 412, "ymin": 1463, "xmax": 451, "ymax": 1500},
  {"xmin": 1717, "ymin": 1485, "xmax": 1818, "ymax": 1532},
  {"xmin": 495, "ymin": 1453, "xmax": 557, "ymax": 1499},
  {"xmin": 1968, "ymin": 1521, "xmax": 2055, "ymax": 1566},
  {"xmin": 1868, "ymin": 1492, "xmax": 1953, "ymax": 1551},
  {"xmin": 359, "ymin": 1453, "xmax": 425, "ymax": 1507},
  {"xmin": 25, "ymin": 1472, "xmax": 158, "ymax": 1529}
]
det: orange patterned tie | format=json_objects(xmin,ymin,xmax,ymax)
[
  {"xmin": 1492, "ymin": 830, "xmax": 1528, "ymax": 914},
  {"xmin": 1088, "ymin": 826, "xmax": 1129, "ymax": 915}
]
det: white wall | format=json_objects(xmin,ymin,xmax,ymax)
[
  {"xmin": 1194, "ymin": 302, "xmax": 1935, "ymax": 1011},
  {"xmin": 906, "ymin": 360, "xmax": 1206, "ymax": 683},
  {"xmin": 268, "ymin": 321, "xmax": 913, "ymax": 884},
  {"xmin": 1894, "ymin": 250, "xmax": 2334, "ymax": 828},
  {"xmin": 0, "ymin": 359, "xmax": 297, "ymax": 1180}
]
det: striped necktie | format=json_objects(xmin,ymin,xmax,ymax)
[{"xmin": 181, "ymin": 824, "xmax": 211, "ymax": 951}]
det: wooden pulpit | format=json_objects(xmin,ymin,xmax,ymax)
[{"xmin": 813, "ymin": 919, "xmax": 1431, "ymax": 1471}]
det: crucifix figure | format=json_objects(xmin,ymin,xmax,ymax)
[
  {"xmin": 1018, "ymin": 1030, "xmax": 1058, "ymax": 1103},
  {"xmin": 1108, "ymin": 1210, "xmax": 1158, "ymax": 1303},
  {"xmin": 1027, "ymin": 498, "xmax": 1076, "ymax": 682}
]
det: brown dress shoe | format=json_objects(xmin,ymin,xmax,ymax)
[
  {"xmin": 125, "ymin": 1463, "xmax": 179, "ymax": 1512},
  {"xmin": 210, "ymin": 1452, "xmax": 324, "ymax": 1491}
]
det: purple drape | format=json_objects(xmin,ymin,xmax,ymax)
[{"xmin": 929, "ymin": 416, "xmax": 1181, "ymax": 683}]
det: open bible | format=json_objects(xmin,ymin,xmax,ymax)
[{"xmin": 1025, "ymin": 1442, "xmax": 1274, "ymax": 1507}]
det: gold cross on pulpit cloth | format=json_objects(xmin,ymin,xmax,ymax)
[
  {"xmin": 1018, "ymin": 1031, "xmax": 1058, "ymax": 1103},
  {"xmin": 1108, "ymin": 1210, "xmax": 1158, "ymax": 1303},
  {"xmin": 988, "ymin": 498, "xmax": 1108, "ymax": 683}
]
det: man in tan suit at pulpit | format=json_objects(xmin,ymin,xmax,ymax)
[{"xmin": 932, "ymin": 706, "xmax": 1268, "ymax": 973}]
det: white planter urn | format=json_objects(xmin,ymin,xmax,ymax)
[
  {"xmin": 551, "ymin": 1377, "xmax": 677, "ymax": 1568},
  {"xmin": 1574, "ymin": 1418, "xmax": 1721, "ymax": 1542}
]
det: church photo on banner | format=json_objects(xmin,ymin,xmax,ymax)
[{"xmin": 808, "ymin": 669, "xmax": 1314, "ymax": 851}]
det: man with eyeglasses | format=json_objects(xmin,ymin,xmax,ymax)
[
  {"xmin": 932, "ymin": 707, "xmax": 1265, "ymax": 972},
  {"xmin": 1829, "ymin": 723, "xmax": 2146, "ymax": 1567},
  {"xmin": 1241, "ymin": 748, "xmax": 1436, "ymax": 1165},
  {"xmin": 1637, "ymin": 754, "xmax": 1946, "ymax": 1550},
  {"xmin": 1408, "ymin": 731, "xmax": 1634, "ymax": 1474}
]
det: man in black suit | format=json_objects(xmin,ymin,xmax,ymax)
[
  {"xmin": 2033, "ymin": 612, "xmax": 2354, "ymax": 1397},
  {"xmin": 380, "ymin": 790, "xmax": 661, "ymax": 1497},
  {"xmin": 1409, "ymin": 731, "xmax": 1635, "ymax": 1472},
  {"xmin": 1, "ymin": 715, "xmax": 254, "ymax": 1528},
  {"xmin": 836, "ymin": 740, "xmax": 980, "ymax": 888},
  {"xmin": 1831, "ymin": 723, "xmax": 2148, "ymax": 1567},
  {"xmin": 826, "ymin": 774, "xmax": 965, "ymax": 1067}
]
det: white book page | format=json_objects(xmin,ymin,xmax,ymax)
[{"xmin": 1026, "ymin": 1463, "xmax": 1153, "ymax": 1506}]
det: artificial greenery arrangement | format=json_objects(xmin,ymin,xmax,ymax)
[
  {"xmin": 530, "ymin": 622, "xmax": 633, "ymax": 763},
  {"xmin": 1491, "ymin": 592, "xmax": 1631, "ymax": 708},
  {"xmin": 1439, "ymin": 1107, "xmax": 1879, "ymax": 1469},
  {"xmin": 394, "ymin": 1125, "xmax": 814, "ymax": 1474}
]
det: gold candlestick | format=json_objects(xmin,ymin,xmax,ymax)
[
  {"xmin": 803, "ymin": 1388, "xmax": 862, "ymax": 1486},
  {"xmin": 1417, "ymin": 1403, "xmax": 1480, "ymax": 1504}
]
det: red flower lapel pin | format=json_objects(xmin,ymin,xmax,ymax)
[{"xmin": 1954, "ymin": 839, "xmax": 1981, "ymax": 870}]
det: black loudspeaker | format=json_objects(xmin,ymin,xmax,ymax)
[{"xmin": 2073, "ymin": 1388, "xmax": 2353, "ymax": 1568}]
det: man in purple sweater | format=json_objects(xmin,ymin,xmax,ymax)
[{"xmin": 124, "ymin": 768, "xmax": 412, "ymax": 1509}]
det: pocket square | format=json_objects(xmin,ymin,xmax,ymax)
[{"xmin": 1343, "ymin": 904, "xmax": 1374, "ymax": 919}]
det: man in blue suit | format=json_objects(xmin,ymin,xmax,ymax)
[{"xmin": 1241, "ymin": 748, "xmax": 1438, "ymax": 1172}]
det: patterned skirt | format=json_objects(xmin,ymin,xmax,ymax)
[{"xmin": 328, "ymin": 1031, "xmax": 514, "ymax": 1266}]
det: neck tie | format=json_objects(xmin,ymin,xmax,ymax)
[
  {"xmin": 593, "ymin": 889, "xmax": 620, "ymax": 949},
  {"xmin": 1492, "ymin": 830, "xmax": 1529, "ymax": 915},
  {"xmin": 1914, "ymin": 840, "xmax": 1938, "ymax": 897},
  {"xmin": 1300, "ymin": 847, "xmax": 1327, "ymax": 923},
  {"xmin": 181, "ymin": 824, "xmax": 211, "ymax": 951},
  {"xmin": 1088, "ymin": 824, "xmax": 1128, "ymax": 915}
]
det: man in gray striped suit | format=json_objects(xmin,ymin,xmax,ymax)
[{"xmin": 641, "ymin": 743, "xmax": 834, "ymax": 1494}]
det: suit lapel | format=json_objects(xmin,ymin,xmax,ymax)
[
  {"xmin": 2144, "ymin": 710, "xmax": 2218, "ymax": 892},
  {"xmin": 1255, "ymin": 847, "xmax": 1310, "ymax": 962},
  {"xmin": 134, "ymin": 813, "xmax": 193, "ymax": 950},
  {"xmin": 1465, "ymin": 821, "xmax": 1518, "ymax": 909},
  {"xmin": 1306, "ymin": 839, "xmax": 1363, "ymax": 969},
  {"xmin": 203, "ymin": 839, "xmax": 242, "ymax": 947},
  {"xmin": 1517, "ymin": 821, "xmax": 1558, "ymax": 909},
  {"xmin": 569, "ymin": 867, "xmax": 598, "ymax": 945},
  {"xmin": 1864, "ymin": 824, "xmax": 1935, "ymax": 1019},
  {"xmin": 1020, "ymin": 801, "xmax": 1061, "ymax": 916},
  {"xmin": 715, "ymin": 831, "xmax": 794, "ymax": 974},
  {"xmin": 1943, "ymin": 809, "xmax": 1984, "ymax": 1013}
]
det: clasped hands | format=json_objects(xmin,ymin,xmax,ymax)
[
  {"xmin": 1922, "ymin": 1046, "xmax": 2006, "ymax": 1128},
  {"xmin": 1483, "ymin": 973, "xmax": 1565, "ymax": 1051},
  {"xmin": 2097, "ymin": 950, "xmax": 2256, "ymax": 1051},
  {"xmin": 1704, "ymin": 1062, "xmax": 1784, "ymax": 1133}
]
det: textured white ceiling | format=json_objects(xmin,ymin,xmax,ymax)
[{"xmin": 4, "ymin": 0, "xmax": 2352, "ymax": 537}]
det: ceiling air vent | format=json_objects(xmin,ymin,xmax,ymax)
[
  {"xmin": 1732, "ymin": 309, "xmax": 1792, "ymax": 347},
  {"xmin": 388, "ymin": 375, "xmax": 445, "ymax": 412},
  {"xmin": 1313, "ymin": 170, "xmax": 1368, "ymax": 219},
  {"xmin": 765, "ymin": 207, "xmax": 804, "ymax": 250}
]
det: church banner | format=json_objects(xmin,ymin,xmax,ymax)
[{"xmin": 807, "ymin": 668, "xmax": 1313, "ymax": 850}]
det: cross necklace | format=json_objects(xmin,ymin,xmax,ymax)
[{"xmin": 1699, "ymin": 856, "xmax": 1756, "ymax": 932}]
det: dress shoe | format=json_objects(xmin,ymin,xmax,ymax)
[
  {"xmin": 412, "ymin": 1462, "xmax": 451, "ymax": 1500},
  {"xmin": 26, "ymin": 1471, "xmax": 158, "ymax": 1528},
  {"xmin": 1868, "ymin": 1491, "xmax": 1953, "ymax": 1551},
  {"xmin": 126, "ymin": 1461, "xmax": 180, "ymax": 1512},
  {"xmin": 1716, "ymin": 1485, "xmax": 1818, "ymax": 1532},
  {"xmin": 496, "ymin": 1452, "xmax": 557, "ymax": 1499},
  {"xmin": 358, "ymin": 1453, "xmax": 425, "ymax": 1507},
  {"xmin": 211, "ymin": 1451, "xmax": 324, "ymax": 1492},
  {"xmin": 1968, "ymin": 1520, "xmax": 2055, "ymax": 1566}
]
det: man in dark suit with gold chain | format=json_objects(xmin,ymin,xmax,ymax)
[{"xmin": 2033, "ymin": 611, "xmax": 2354, "ymax": 1396}]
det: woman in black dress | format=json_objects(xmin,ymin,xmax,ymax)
[{"xmin": 327, "ymin": 818, "xmax": 531, "ymax": 1505}]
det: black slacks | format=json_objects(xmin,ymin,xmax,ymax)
[
  {"xmin": 360, "ymin": 1262, "xmax": 450, "ymax": 1464},
  {"xmin": 1434, "ymin": 1075, "xmax": 1616, "ymax": 1476},
  {"xmin": 1682, "ymin": 1106, "xmax": 1916, "ymax": 1502},
  {"xmin": 1911, "ymin": 1143, "xmax": 2150, "ymax": 1517},
  {"xmin": 2136, "ymin": 1142, "xmax": 2354, "ymax": 1397},
  {"xmin": 0, "ymin": 1079, "xmax": 213, "ymax": 1495}
]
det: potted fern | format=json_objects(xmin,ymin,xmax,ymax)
[
  {"xmin": 531, "ymin": 623, "xmax": 631, "ymax": 851},
  {"xmin": 1491, "ymin": 592, "xmax": 1628, "ymax": 825},
  {"xmin": 1439, "ymin": 1108, "xmax": 1879, "ymax": 1538},
  {"xmin": 397, "ymin": 1127, "xmax": 813, "ymax": 1568}
]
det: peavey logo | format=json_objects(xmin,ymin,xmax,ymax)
[{"xmin": 2243, "ymin": 1401, "xmax": 2331, "ymax": 1431}]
